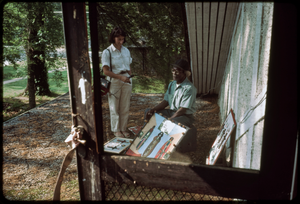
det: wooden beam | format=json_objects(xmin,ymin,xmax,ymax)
[
  {"xmin": 101, "ymin": 155, "xmax": 260, "ymax": 200},
  {"xmin": 62, "ymin": 2, "xmax": 103, "ymax": 200},
  {"xmin": 259, "ymin": 3, "xmax": 297, "ymax": 199},
  {"xmin": 88, "ymin": 1, "xmax": 106, "ymax": 198}
]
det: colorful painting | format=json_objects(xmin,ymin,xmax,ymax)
[
  {"xmin": 128, "ymin": 126, "xmax": 143, "ymax": 136},
  {"xmin": 207, "ymin": 109, "xmax": 237, "ymax": 165},
  {"xmin": 126, "ymin": 113, "xmax": 187, "ymax": 160},
  {"xmin": 104, "ymin": 137, "xmax": 133, "ymax": 154}
]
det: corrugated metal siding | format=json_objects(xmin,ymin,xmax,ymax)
[{"xmin": 185, "ymin": 2, "xmax": 239, "ymax": 95}]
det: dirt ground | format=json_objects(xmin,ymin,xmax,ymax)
[{"xmin": 2, "ymin": 92, "xmax": 221, "ymax": 201}]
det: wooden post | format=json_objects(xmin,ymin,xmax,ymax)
[
  {"xmin": 258, "ymin": 3, "xmax": 297, "ymax": 199},
  {"xmin": 62, "ymin": 2, "xmax": 104, "ymax": 200}
]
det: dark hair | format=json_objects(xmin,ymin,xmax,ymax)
[{"xmin": 108, "ymin": 26, "xmax": 127, "ymax": 44}]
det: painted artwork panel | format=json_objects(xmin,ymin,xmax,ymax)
[
  {"xmin": 128, "ymin": 126, "xmax": 143, "ymax": 136},
  {"xmin": 104, "ymin": 137, "xmax": 133, "ymax": 154},
  {"xmin": 126, "ymin": 113, "xmax": 188, "ymax": 160},
  {"xmin": 207, "ymin": 109, "xmax": 237, "ymax": 165},
  {"xmin": 158, "ymin": 119, "xmax": 176, "ymax": 135}
]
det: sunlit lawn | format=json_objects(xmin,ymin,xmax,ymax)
[
  {"xmin": 3, "ymin": 67, "xmax": 166, "ymax": 122},
  {"xmin": 3, "ymin": 70, "xmax": 69, "ymax": 98}
]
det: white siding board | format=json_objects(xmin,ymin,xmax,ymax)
[
  {"xmin": 186, "ymin": 2, "xmax": 198, "ymax": 91},
  {"xmin": 207, "ymin": 2, "xmax": 218, "ymax": 93},
  {"xmin": 202, "ymin": 2, "xmax": 210, "ymax": 93},
  {"xmin": 212, "ymin": 2, "xmax": 226, "ymax": 94},
  {"xmin": 215, "ymin": 3, "xmax": 239, "ymax": 94},
  {"xmin": 196, "ymin": 2, "xmax": 203, "ymax": 93}
]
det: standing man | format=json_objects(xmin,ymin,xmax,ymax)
[{"xmin": 145, "ymin": 59, "xmax": 197, "ymax": 128}]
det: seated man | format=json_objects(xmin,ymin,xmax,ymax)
[{"xmin": 145, "ymin": 59, "xmax": 197, "ymax": 128}]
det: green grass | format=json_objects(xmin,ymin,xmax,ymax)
[
  {"xmin": 3, "ymin": 70, "xmax": 69, "ymax": 121},
  {"xmin": 3, "ymin": 77, "xmax": 28, "ymax": 97},
  {"xmin": 48, "ymin": 70, "xmax": 69, "ymax": 94},
  {"xmin": 132, "ymin": 75, "xmax": 167, "ymax": 93},
  {"xmin": 3, "ymin": 65, "xmax": 27, "ymax": 81},
  {"xmin": 3, "ymin": 69, "xmax": 166, "ymax": 98},
  {"xmin": 3, "ymin": 64, "xmax": 167, "ymax": 122},
  {"xmin": 3, "ymin": 70, "xmax": 69, "ymax": 98},
  {"xmin": 3, "ymin": 179, "xmax": 80, "ymax": 201},
  {"xmin": 3, "ymin": 58, "xmax": 67, "ymax": 81}
]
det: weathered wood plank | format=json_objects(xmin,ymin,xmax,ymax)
[
  {"xmin": 89, "ymin": 2, "xmax": 105, "ymax": 155},
  {"xmin": 259, "ymin": 3, "xmax": 297, "ymax": 199},
  {"xmin": 62, "ymin": 2, "xmax": 103, "ymax": 200},
  {"xmin": 214, "ymin": 3, "xmax": 239, "ymax": 94},
  {"xmin": 211, "ymin": 3, "xmax": 226, "ymax": 94},
  {"xmin": 207, "ymin": 2, "xmax": 218, "ymax": 93},
  {"xmin": 195, "ymin": 2, "xmax": 203, "ymax": 93},
  {"xmin": 101, "ymin": 155, "xmax": 260, "ymax": 199},
  {"xmin": 186, "ymin": 3, "xmax": 198, "ymax": 93}
]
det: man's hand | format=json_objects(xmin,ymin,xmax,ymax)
[
  {"xmin": 145, "ymin": 109, "xmax": 155, "ymax": 120},
  {"xmin": 146, "ymin": 100, "xmax": 169, "ymax": 121}
]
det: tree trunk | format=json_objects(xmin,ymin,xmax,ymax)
[
  {"xmin": 34, "ymin": 6, "xmax": 51, "ymax": 96},
  {"xmin": 27, "ymin": 42, "xmax": 36, "ymax": 108},
  {"xmin": 25, "ymin": 3, "xmax": 51, "ymax": 100},
  {"xmin": 34, "ymin": 47, "xmax": 51, "ymax": 96},
  {"xmin": 28, "ymin": 64, "xmax": 36, "ymax": 109}
]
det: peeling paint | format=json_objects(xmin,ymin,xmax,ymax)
[
  {"xmin": 73, "ymin": 8, "xmax": 76, "ymax": 19},
  {"xmin": 78, "ymin": 76, "xmax": 87, "ymax": 104},
  {"xmin": 91, "ymin": 163, "xmax": 95, "ymax": 196}
]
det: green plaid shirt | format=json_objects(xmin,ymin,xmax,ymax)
[{"xmin": 163, "ymin": 78, "xmax": 197, "ymax": 114}]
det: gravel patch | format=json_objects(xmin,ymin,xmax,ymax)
[{"xmin": 2, "ymin": 92, "xmax": 221, "ymax": 201}]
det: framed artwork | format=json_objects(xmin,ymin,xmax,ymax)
[
  {"xmin": 207, "ymin": 109, "xmax": 237, "ymax": 165},
  {"xmin": 104, "ymin": 137, "xmax": 133, "ymax": 154},
  {"xmin": 128, "ymin": 126, "xmax": 143, "ymax": 136},
  {"xmin": 126, "ymin": 113, "xmax": 188, "ymax": 160}
]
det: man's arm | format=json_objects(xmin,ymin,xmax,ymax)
[
  {"xmin": 169, "ymin": 107, "xmax": 187, "ymax": 120},
  {"xmin": 146, "ymin": 100, "xmax": 169, "ymax": 120}
]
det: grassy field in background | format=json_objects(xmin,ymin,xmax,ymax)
[
  {"xmin": 3, "ymin": 70, "xmax": 69, "ymax": 98},
  {"xmin": 3, "ymin": 70, "xmax": 165, "ymax": 98},
  {"xmin": 3, "ymin": 64, "xmax": 166, "ymax": 121},
  {"xmin": 3, "ymin": 70, "xmax": 70, "ymax": 121}
]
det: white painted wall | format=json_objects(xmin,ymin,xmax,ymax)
[{"xmin": 218, "ymin": 3, "xmax": 274, "ymax": 170}]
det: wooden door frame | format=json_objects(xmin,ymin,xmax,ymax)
[{"xmin": 63, "ymin": 2, "xmax": 297, "ymax": 200}]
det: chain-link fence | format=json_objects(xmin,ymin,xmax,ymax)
[{"xmin": 104, "ymin": 181, "xmax": 232, "ymax": 201}]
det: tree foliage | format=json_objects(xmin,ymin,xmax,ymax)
[
  {"xmin": 3, "ymin": 2, "xmax": 64, "ymax": 107},
  {"xmin": 96, "ymin": 2, "xmax": 187, "ymax": 90},
  {"xmin": 3, "ymin": 2, "xmax": 64, "ymax": 63}
]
